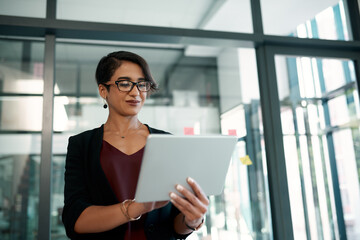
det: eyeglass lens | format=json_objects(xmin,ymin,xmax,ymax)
[{"xmin": 117, "ymin": 80, "xmax": 151, "ymax": 92}]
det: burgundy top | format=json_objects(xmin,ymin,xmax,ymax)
[{"xmin": 100, "ymin": 140, "xmax": 146, "ymax": 240}]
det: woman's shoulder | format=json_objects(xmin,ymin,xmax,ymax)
[{"xmin": 69, "ymin": 125, "xmax": 103, "ymax": 142}]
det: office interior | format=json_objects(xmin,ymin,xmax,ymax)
[{"xmin": 0, "ymin": 0, "xmax": 360, "ymax": 239}]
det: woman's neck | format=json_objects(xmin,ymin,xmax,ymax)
[{"xmin": 104, "ymin": 115, "xmax": 142, "ymax": 139}]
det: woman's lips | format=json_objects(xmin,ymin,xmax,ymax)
[{"xmin": 126, "ymin": 100, "xmax": 140, "ymax": 106}]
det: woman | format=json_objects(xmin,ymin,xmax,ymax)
[{"xmin": 62, "ymin": 51, "xmax": 209, "ymax": 239}]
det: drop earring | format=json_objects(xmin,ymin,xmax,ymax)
[{"xmin": 103, "ymin": 99, "xmax": 108, "ymax": 109}]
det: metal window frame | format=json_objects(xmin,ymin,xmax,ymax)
[
  {"xmin": 39, "ymin": 34, "xmax": 55, "ymax": 240},
  {"xmin": 0, "ymin": 0, "xmax": 359, "ymax": 239}
]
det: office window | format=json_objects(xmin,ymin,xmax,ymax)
[
  {"xmin": 56, "ymin": 0, "xmax": 253, "ymax": 33},
  {"xmin": 0, "ymin": 38, "xmax": 44, "ymax": 240},
  {"xmin": 261, "ymin": 0, "xmax": 351, "ymax": 40},
  {"xmin": 275, "ymin": 55, "xmax": 360, "ymax": 240},
  {"xmin": 0, "ymin": 0, "xmax": 46, "ymax": 18},
  {"xmin": 218, "ymin": 48, "xmax": 271, "ymax": 239}
]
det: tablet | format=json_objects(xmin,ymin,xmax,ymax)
[{"xmin": 134, "ymin": 134, "xmax": 237, "ymax": 202}]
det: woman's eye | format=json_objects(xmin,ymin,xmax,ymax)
[{"xmin": 120, "ymin": 82, "xmax": 131, "ymax": 87}]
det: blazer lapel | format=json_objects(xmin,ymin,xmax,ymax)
[{"xmin": 89, "ymin": 124, "xmax": 118, "ymax": 204}]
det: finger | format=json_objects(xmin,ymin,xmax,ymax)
[
  {"xmin": 175, "ymin": 184, "xmax": 207, "ymax": 214},
  {"xmin": 169, "ymin": 192, "xmax": 203, "ymax": 221},
  {"xmin": 186, "ymin": 177, "xmax": 210, "ymax": 206}
]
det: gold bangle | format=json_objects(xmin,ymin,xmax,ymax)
[{"xmin": 121, "ymin": 199, "xmax": 141, "ymax": 221}]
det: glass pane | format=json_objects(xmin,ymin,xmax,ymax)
[
  {"xmin": 0, "ymin": 39, "xmax": 44, "ymax": 240},
  {"xmin": 52, "ymin": 43, "xmax": 272, "ymax": 239},
  {"xmin": 0, "ymin": 38, "xmax": 45, "ymax": 131},
  {"xmin": 0, "ymin": 152, "xmax": 41, "ymax": 240},
  {"xmin": 261, "ymin": 0, "xmax": 351, "ymax": 40},
  {"xmin": 0, "ymin": 39, "xmax": 45, "ymax": 94},
  {"xmin": 56, "ymin": 0, "xmax": 253, "ymax": 33},
  {"xmin": 0, "ymin": 0, "xmax": 46, "ymax": 18},
  {"xmin": 275, "ymin": 55, "xmax": 360, "ymax": 240},
  {"xmin": 218, "ymin": 48, "xmax": 271, "ymax": 239},
  {"xmin": 0, "ymin": 97, "xmax": 43, "ymax": 131},
  {"xmin": 51, "ymin": 155, "xmax": 67, "ymax": 239},
  {"xmin": 332, "ymin": 129, "xmax": 360, "ymax": 240}
]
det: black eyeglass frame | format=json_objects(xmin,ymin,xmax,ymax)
[{"xmin": 103, "ymin": 80, "xmax": 152, "ymax": 92}]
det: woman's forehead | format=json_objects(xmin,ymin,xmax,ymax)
[{"xmin": 113, "ymin": 61, "xmax": 144, "ymax": 77}]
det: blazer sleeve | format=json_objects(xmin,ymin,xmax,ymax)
[
  {"xmin": 171, "ymin": 206, "xmax": 193, "ymax": 239},
  {"xmin": 62, "ymin": 136, "xmax": 92, "ymax": 239}
]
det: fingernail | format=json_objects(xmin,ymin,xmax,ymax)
[
  {"xmin": 176, "ymin": 184, "xmax": 183, "ymax": 191},
  {"xmin": 187, "ymin": 177, "xmax": 194, "ymax": 183},
  {"xmin": 170, "ymin": 192, "xmax": 177, "ymax": 199}
]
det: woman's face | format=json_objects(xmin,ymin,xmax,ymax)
[{"xmin": 103, "ymin": 61, "xmax": 147, "ymax": 117}]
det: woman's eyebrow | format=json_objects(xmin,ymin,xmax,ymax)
[
  {"xmin": 117, "ymin": 77, "xmax": 131, "ymax": 80},
  {"xmin": 117, "ymin": 76, "xmax": 146, "ymax": 81}
]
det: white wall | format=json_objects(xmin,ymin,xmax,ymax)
[
  {"xmin": 217, "ymin": 48, "xmax": 259, "ymax": 114},
  {"xmin": 217, "ymin": 49, "xmax": 242, "ymax": 113}
]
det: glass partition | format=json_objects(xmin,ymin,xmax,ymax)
[
  {"xmin": 275, "ymin": 55, "xmax": 360, "ymax": 240},
  {"xmin": 0, "ymin": 38, "xmax": 44, "ymax": 240}
]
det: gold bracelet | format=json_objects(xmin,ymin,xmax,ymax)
[{"xmin": 120, "ymin": 199, "xmax": 141, "ymax": 221}]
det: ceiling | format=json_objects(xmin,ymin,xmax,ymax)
[
  {"xmin": 0, "ymin": 0, "xmax": 346, "ymax": 98},
  {"xmin": 55, "ymin": 0, "xmax": 340, "ymax": 35},
  {"xmin": 0, "ymin": 0, "xmax": 342, "ymax": 35}
]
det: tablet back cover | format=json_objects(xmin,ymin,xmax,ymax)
[{"xmin": 134, "ymin": 135, "xmax": 237, "ymax": 202}]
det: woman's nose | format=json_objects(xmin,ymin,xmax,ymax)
[{"xmin": 128, "ymin": 84, "xmax": 140, "ymax": 95}]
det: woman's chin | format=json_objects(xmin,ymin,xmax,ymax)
[{"xmin": 122, "ymin": 110, "xmax": 141, "ymax": 117}]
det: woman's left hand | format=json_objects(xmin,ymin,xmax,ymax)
[{"xmin": 170, "ymin": 177, "xmax": 209, "ymax": 229}]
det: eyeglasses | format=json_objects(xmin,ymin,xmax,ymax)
[{"xmin": 104, "ymin": 80, "xmax": 152, "ymax": 92}]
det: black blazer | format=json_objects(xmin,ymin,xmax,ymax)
[{"xmin": 62, "ymin": 124, "xmax": 190, "ymax": 240}]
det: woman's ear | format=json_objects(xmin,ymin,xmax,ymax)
[{"xmin": 98, "ymin": 84, "xmax": 107, "ymax": 99}]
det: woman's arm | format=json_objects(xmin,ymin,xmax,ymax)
[
  {"xmin": 74, "ymin": 201, "xmax": 169, "ymax": 233},
  {"xmin": 74, "ymin": 203, "xmax": 133, "ymax": 233}
]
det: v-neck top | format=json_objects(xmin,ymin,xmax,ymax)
[
  {"xmin": 100, "ymin": 140, "xmax": 144, "ymax": 201},
  {"xmin": 100, "ymin": 140, "xmax": 146, "ymax": 240}
]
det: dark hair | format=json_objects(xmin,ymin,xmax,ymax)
[{"xmin": 95, "ymin": 51, "xmax": 158, "ymax": 93}]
